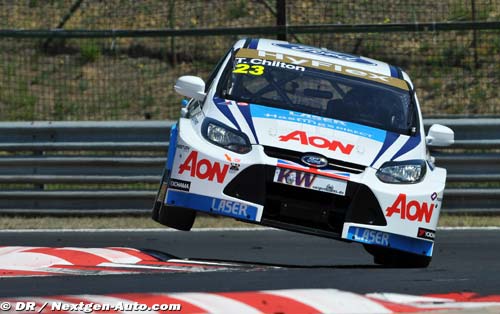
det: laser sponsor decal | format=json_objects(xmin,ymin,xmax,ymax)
[
  {"xmin": 385, "ymin": 194, "xmax": 434, "ymax": 223},
  {"xmin": 349, "ymin": 227, "xmax": 390, "ymax": 246},
  {"xmin": 168, "ymin": 178, "xmax": 191, "ymax": 192},
  {"xmin": 178, "ymin": 151, "xmax": 229, "ymax": 183},
  {"xmin": 167, "ymin": 190, "xmax": 258, "ymax": 220},
  {"xmin": 274, "ymin": 167, "xmax": 347, "ymax": 196},
  {"xmin": 347, "ymin": 226, "xmax": 434, "ymax": 256},
  {"xmin": 272, "ymin": 43, "xmax": 378, "ymax": 65},
  {"xmin": 279, "ymin": 130, "xmax": 354, "ymax": 155},
  {"xmin": 235, "ymin": 48, "xmax": 408, "ymax": 90},
  {"xmin": 211, "ymin": 199, "xmax": 250, "ymax": 219},
  {"xmin": 417, "ymin": 227, "xmax": 436, "ymax": 241}
]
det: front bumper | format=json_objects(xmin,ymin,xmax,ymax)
[{"xmin": 164, "ymin": 118, "xmax": 446, "ymax": 257}]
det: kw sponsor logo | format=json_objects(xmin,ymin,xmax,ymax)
[
  {"xmin": 351, "ymin": 227, "xmax": 390, "ymax": 246},
  {"xmin": 168, "ymin": 178, "xmax": 191, "ymax": 192},
  {"xmin": 235, "ymin": 48, "xmax": 408, "ymax": 90},
  {"xmin": 279, "ymin": 130, "xmax": 354, "ymax": 155},
  {"xmin": 275, "ymin": 168, "xmax": 316, "ymax": 187},
  {"xmin": 211, "ymin": 199, "xmax": 249, "ymax": 219},
  {"xmin": 386, "ymin": 194, "xmax": 434, "ymax": 223},
  {"xmin": 178, "ymin": 151, "xmax": 229, "ymax": 183},
  {"xmin": 417, "ymin": 227, "xmax": 436, "ymax": 240}
]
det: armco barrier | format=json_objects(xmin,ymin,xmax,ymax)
[{"xmin": 0, "ymin": 119, "xmax": 498, "ymax": 214}]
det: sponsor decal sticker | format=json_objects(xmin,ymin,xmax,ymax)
[
  {"xmin": 211, "ymin": 199, "xmax": 250, "ymax": 219},
  {"xmin": 279, "ymin": 130, "xmax": 354, "ymax": 155},
  {"xmin": 178, "ymin": 151, "xmax": 229, "ymax": 183},
  {"xmin": 250, "ymin": 104, "xmax": 386, "ymax": 142},
  {"xmin": 277, "ymin": 159, "xmax": 350, "ymax": 180},
  {"xmin": 166, "ymin": 190, "xmax": 258, "ymax": 220},
  {"xmin": 230, "ymin": 162, "xmax": 240, "ymax": 172},
  {"xmin": 176, "ymin": 144, "xmax": 191, "ymax": 151},
  {"xmin": 168, "ymin": 178, "xmax": 191, "ymax": 192},
  {"xmin": 347, "ymin": 226, "xmax": 434, "ymax": 256},
  {"xmin": 273, "ymin": 167, "xmax": 347, "ymax": 195},
  {"xmin": 234, "ymin": 57, "xmax": 306, "ymax": 72},
  {"xmin": 224, "ymin": 153, "xmax": 241, "ymax": 163},
  {"xmin": 235, "ymin": 48, "xmax": 408, "ymax": 90},
  {"xmin": 272, "ymin": 43, "xmax": 377, "ymax": 65},
  {"xmin": 431, "ymin": 192, "xmax": 438, "ymax": 200},
  {"xmin": 385, "ymin": 193, "xmax": 434, "ymax": 223},
  {"xmin": 417, "ymin": 227, "xmax": 436, "ymax": 240},
  {"xmin": 350, "ymin": 227, "xmax": 390, "ymax": 246}
]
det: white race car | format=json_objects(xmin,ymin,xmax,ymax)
[{"xmin": 153, "ymin": 38, "xmax": 454, "ymax": 267}]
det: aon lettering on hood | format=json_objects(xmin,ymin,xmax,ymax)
[{"xmin": 279, "ymin": 130, "xmax": 354, "ymax": 155}]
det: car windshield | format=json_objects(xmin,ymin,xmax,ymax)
[{"xmin": 219, "ymin": 52, "xmax": 416, "ymax": 135}]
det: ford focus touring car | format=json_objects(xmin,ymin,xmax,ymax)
[{"xmin": 152, "ymin": 38, "xmax": 454, "ymax": 267}]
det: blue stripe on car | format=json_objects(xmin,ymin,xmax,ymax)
[
  {"xmin": 250, "ymin": 104, "xmax": 386, "ymax": 142},
  {"xmin": 390, "ymin": 134, "xmax": 421, "ymax": 161},
  {"xmin": 166, "ymin": 123, "xmax": 178, "ymax": 170},
  {"xmin": 213, "ymin": 97, "xmax": 242, "ymax": 131},
  {"xmin": 370, "ymin": 132, "xmax": 400, "ymax": 167},
  {"xmin": 237, "ymin": 104, "xmax": 260, "ymax": 144},
  {"xmin": 248, "ymin": 38, "xmax": 259, "ymax": 49},
  {"xmin": 389, "ymin": 65, "xmax": 399, "ymax": 78},
  {"xmin": 347, "ymin": 226, "xmax": 433, "ymax": 256},
  {"xmin": 166, "ymin": 190, "xmax": 258, "ymax": 221}
]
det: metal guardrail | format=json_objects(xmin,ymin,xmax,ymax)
[{"xmin": 0, "ymin": 119, "xmax": 498, "ymax": 215}]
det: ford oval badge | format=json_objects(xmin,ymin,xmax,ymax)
[{"xmin": 301, "ymin": 154, "xmax": 328, "ymax": 168}]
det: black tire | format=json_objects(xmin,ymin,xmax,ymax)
[
  {"xmin": 152, "ymin": 168, "xmax": 196, "ymax": 231},
  {"xmin": 363, "ymin": 245, "xmax": 431, "ymax": 268},
  {"xmin": 152, "ymin": 169, "xmax": 169, "ymax": 222},
  {"xmin": 157, "ymin": 205, "xmax": 196, "ymax": 231}
]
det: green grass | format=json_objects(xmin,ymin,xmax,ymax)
[{"xmin": 0, "ymin": 1, "xmax": 498, "ymax": 120}]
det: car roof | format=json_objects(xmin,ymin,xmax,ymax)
[{"xmin": 233, "ymin": 38, "xmax": 403, "ymax": 82}]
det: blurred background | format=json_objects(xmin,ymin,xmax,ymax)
[
  {"xmin": 0, "ymin": 0, "xmax": 498, "ymax": 121},
  {"xmin": 0, "ymin": 0, "xmax": 498, "ymax": 218}
]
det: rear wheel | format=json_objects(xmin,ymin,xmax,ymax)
[{"xmin": 363, "ymin": 245, "xmax": 431, "ymax": 268}]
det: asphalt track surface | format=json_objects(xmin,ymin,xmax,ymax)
[{"xmin": 0, "ymin": 228, "xmax": 498, "ymax": 297}]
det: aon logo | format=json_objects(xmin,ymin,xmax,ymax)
[
  {"xmin": 385, "ymin": 193, "xmax": 434, "ymax": 223},
  {"xmin": 178, "ymin": 151, "xmax": 229, "ymax": 183}
]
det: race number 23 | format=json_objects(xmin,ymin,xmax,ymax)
[{"xmin": 233, "ymin": 64, "xmax": 264, "ymax": 76}]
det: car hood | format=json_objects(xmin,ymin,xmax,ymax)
[{"xmin": 213, "ymin": 98, "xmax": 421, "ymax": 168}]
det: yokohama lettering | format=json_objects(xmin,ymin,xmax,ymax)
[
  {"xmin": 386, "ymin": 193, "xmax": 434, "ymax": 223},
  {"xmin": 178, "ymin": 151, "xmax": 229, "ymax": 183},
  {"xmin": 279, "ymin": 130, "xmax": 354, "ymax": 155}
]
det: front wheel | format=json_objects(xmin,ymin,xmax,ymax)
[
  {"xmin": 157, "ymin": 205, "xmax": 196, "ymax": 231},
  {"xmin": 152, "ymin": 168, "xmax": 196, "ymax": 231},
  {"xmin": 363, "ymin": 245, "xmax": 431, "ymax": 268}
]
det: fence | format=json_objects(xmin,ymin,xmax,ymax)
[
  {"xmin": 0, "ymin": 0, "xmax": 499, "ymax": 121},
  {"xmin": 0, "ymin": 119, "xmax": 498, "ymax": 215}
]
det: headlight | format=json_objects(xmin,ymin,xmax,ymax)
[
  {"xmin": 376, "ymin": 160, "xmax": 426, "ymax": 184},
  {"xmin": 202, "ymin": 119, "xmax": 251, "ymax": 154}
]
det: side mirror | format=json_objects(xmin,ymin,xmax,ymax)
[
  {"xmin": 426, "ymin": 124, "xmax": 454, "ymax": 147},
  {"xmin": 174, "ymin": 76, "xmax": 206, "ymax": 101}
]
